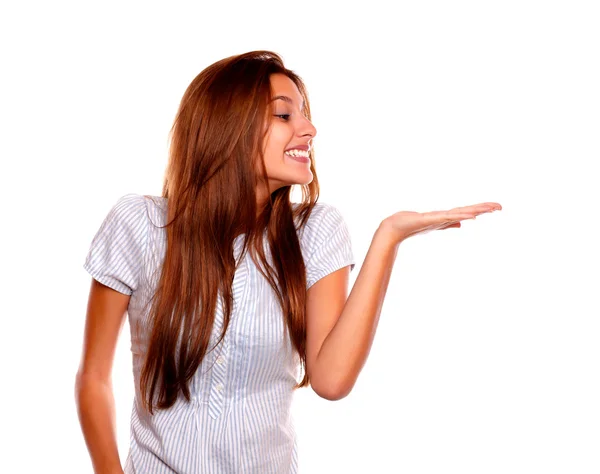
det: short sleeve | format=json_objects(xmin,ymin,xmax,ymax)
[
  {"xmin": 83, "ymin": 193, "xmax": 149, "ymax": 295},
  {"xmin": 304, "ymin": 204, "xmax": 356, "ymax": 290}
]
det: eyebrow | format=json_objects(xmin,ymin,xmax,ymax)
[{"xmin": 270, "ymin": 95, "xmax": 306, "ymax": 111}]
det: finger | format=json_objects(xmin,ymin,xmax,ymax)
[
  {"xmin": 442, "ymin": 211, "xmax": 477, "ymax": 221},
  {"xmin": 425, "ymin": 211, "xmax": 474, "ymax": 223},
  {"xmin": 452, "ymin": 202, "xmax": 502, "ymax": 213},
  {"xmin": 447, "ymin": 208, "xmax": 492, "ymax": 219}
]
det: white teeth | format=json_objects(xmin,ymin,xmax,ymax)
[{"xmin": 285, "ymin": 149, "xmax": 309, "ymax": 157}]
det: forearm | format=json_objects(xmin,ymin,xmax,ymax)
[
  {"xmin": 75, "ymin": 373, "xmax": 124, "ymax": 474},
  {"xmin": 314, "ymin": 220, "xmax": 400, "ymax": 399}
]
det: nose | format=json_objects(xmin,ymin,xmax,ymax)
[{"xmin": 299, "ymin": 115, "xmax": 317, "ymax": 141}]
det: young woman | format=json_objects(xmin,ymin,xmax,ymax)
[{"xmin": 76, "ymin": 50, "xmax": 501, "ymax": 474}]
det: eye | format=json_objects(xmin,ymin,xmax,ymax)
[{"xmin": 275, "ymin": 114, "xmax": 290, "ymax": 121}]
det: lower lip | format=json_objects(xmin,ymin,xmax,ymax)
[{"xmin": 285, "ymin": 153, "xmax": 310, "ymax": 163}]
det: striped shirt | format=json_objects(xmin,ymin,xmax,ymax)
[{"xmin": 83, "ymin": 193, "xmax": 356, "ymax": 473}]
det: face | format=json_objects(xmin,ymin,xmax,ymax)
[{"xmin": 257, "ymin": 73, "xmax": 317, "ymax": 203}]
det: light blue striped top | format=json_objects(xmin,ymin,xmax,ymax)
[{"xmin": 83, "ymin": 193, "xmax": 356, "ymax": 473}]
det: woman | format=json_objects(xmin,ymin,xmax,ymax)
[{"xmin": 76, "ymin": 50, "xmax": 501, "ymax": 473}]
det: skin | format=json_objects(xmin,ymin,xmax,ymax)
[
  {"xmin": 256, "ymin": 73, "xmax": 317, "ymax": 209},
  {"xmin": 75, "ymin": 75, "xmax": 319, "ymax": 474},
  {"xmin": 76, "ymin": 281, "xmax": 129, "ymax": 473},
  {"xmin": 255, "ymin": 74, "xmax": 503, "ymax": 238},
  {"xmin": 76, "ymin": 70, "xmax": 502, "ymax": 474},
  {"xmin": 307, "ymin": 203, "xmax": 502, "ymax": 400},
  {"xmin": 256, "ymin": 73, "xmax": 503, "ymax": 399}
]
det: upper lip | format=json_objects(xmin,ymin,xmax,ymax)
[{"xmin": 285, "ymin": 144, "xmax": 310, "ymax": 152}]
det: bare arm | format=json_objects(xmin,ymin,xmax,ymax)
[
  {"xmin": 308, "ymin": 203, "xmax": 500, "ymax": 400},
  {"xmin": 309, "ymin": 220, "xmax": 399, "ymax": 400},
  {"xmin": 75, "ymin": 279, "xmax": 129, "ymax": 474}
]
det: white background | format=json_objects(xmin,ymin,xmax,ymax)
[{"xmin": 1, "ymin": 0, "xmax": 598, "ymax": 472}]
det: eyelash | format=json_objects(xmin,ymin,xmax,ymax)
[{"xmin": 275, "ymin": 114, "xmax": 291, "ymax": 121}]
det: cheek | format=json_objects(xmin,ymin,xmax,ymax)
[{"xmin": 268, "ymin": 123, "xmax": 292, "ymax": 151}]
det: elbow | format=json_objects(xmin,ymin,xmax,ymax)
[
  {"xmin": 311, "ymin": 377, "xmax": 354, "ymax": 401},
  {"xmin": 74, "ymin": 371, "xmax": 110, "ymax": 401},
  {"xmin": 74, "ymin": 370, "xmax": 90, "ymax": 396},
  {"xmin": 74, "ymin": 371, "xmax": 88, "ymax": 406},
  {"xmin": 74, "ymin": 370, "xmax": 83, "ymax": 398}
]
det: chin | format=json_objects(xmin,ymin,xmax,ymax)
[
  {"xmin": 298, "ymin": 176, "xmax": 314, "ymax": 186},
  {"xmin": 271, "ymin": 170, "xmax": 313, "ymax": 187},
  {"xmin": 289, "ymin": 174, "xmax": 313, "ymax": 187}
]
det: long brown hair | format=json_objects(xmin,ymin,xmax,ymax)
[{"xmin": 139, "ymin": 51, "xmax": 320, "ymax": 413}]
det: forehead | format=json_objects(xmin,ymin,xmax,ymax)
[{"xmin": 269, "ymin": 73, "xmax": 304, "ymax": 109}]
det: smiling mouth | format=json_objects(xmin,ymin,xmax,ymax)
[{"xmin": 284, "ymin": 153, "xmax": 310, "ymax": 163}]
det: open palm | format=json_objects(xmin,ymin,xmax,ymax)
[{"xmin": 383, "ymin": 202, "xmax": 502, "ymax": 242}]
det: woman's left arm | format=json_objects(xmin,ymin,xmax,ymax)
[
  {"xmin": 309, "ymin": 222, "xmax": 400, "ymax": 400},
  {"xmin": 310, "ymin": 202, "xmax": 501, "ymax": 399}
]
